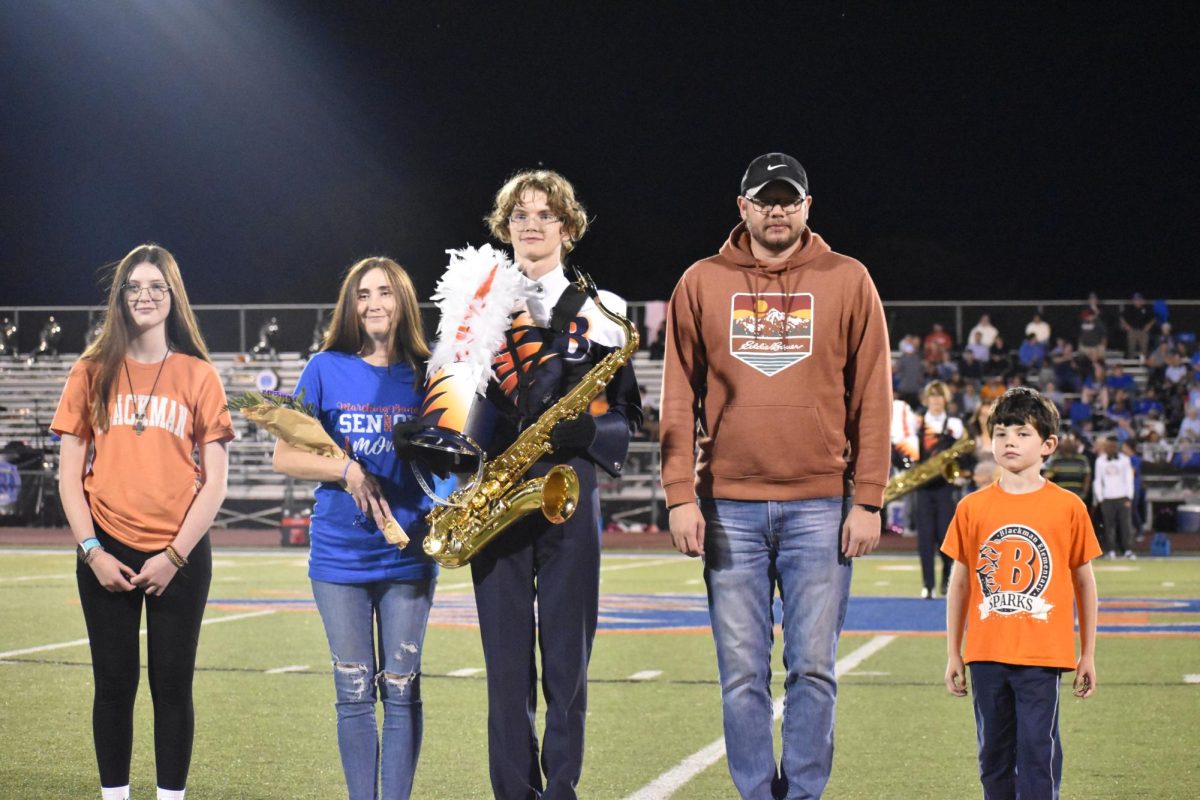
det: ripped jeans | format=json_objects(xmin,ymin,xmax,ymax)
[{"xmin": 311, "ymin": 578, "xmax": 436, "ymax": 800}]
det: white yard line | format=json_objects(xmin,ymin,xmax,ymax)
[
  {"xmin": 0, "ymin": 609, "xmax": 276, "ymax": 660},
  {"xmin": 629, "ymin": 670, "xmax": 663, "ymax": 681},
  {"xmin": 0, "ymin": 573, "xmax": 74, "ymax": 583},
  {"xmin": 447, "ymin": 667, "xmax": 485, "ymax": 677},
  {"xmin": 266, "ymin": 664, "xmax": 309, "ymax": 674},
  {"xmin": 1184, "ymin": 674, "xmax": 1200, "ymax": 684},
  {"xmin": 624, "ymin": 635, "xmax": 897, "ymax": 800},
  {"xmin": 600, "ymin": 558, "xmax": 682, "ymax": 573}
]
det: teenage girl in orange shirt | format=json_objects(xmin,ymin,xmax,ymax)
[{"xmin": 52, "ymin": 244, "xmax": 235, "ymax": 800}]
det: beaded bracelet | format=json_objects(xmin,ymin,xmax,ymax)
[{"xmin": 164, "ymin": 545, "xmax": 188, "ymax": 569}]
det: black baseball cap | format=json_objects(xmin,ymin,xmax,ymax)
[{"xmin": 741, "ymin": 153, "xmax": 808, "ymax": 199}]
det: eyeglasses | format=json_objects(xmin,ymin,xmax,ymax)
[
  {"xmin": 509, "ymin": 211, "xmax": 561, "ymax": 226},
  {"xmin": 745, "ymin": 195, "xmax": 807, "ymax": 215},
  {"xmin": 122, "ymin": 283, "xmax": 171, "ymax": 301}
]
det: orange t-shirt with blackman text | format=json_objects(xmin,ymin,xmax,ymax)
[
  {"xmin": 51, "ymin": 353, "xmax": 235, "ymax": 551},
  {"xmin": 942, "ymin": 480, "xmax": 1101, "ymax": 670}
]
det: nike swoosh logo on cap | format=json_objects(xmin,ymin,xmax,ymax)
[{"xmin": 767, "ymin": 164, "xmax": 786, "ymax": 170}]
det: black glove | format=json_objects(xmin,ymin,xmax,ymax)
[
  {"xmin": 392, "ymin": 420, "xmax": 425, "ymax": 461},
  {"xmin": 549, "ymin": 414, "xmax": 597, "ymax": 453}
]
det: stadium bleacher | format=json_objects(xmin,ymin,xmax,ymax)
[
  {"xmin": 0, "ymin": 351, "xmax": 670, "ymax": 530},
  {"xmin": 3, "ymin": 302, "xmax": 1197, "ymax": 534}
]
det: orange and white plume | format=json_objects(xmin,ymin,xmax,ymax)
[{"xmin": 427, "ymin": 244, "xmax": 532, "ymax": 393}]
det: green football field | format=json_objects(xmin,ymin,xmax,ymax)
[{"xmin": 1, "ymin": 547, "xmax": 1197, "ymax": 799}]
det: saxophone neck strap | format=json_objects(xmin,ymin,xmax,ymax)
[{"xmin": 549, "ymin": 269, "xmax": 590, "ymax": 333}]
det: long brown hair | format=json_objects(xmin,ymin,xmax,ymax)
[
  {"xmin": 82, "ymin": 244, "xmax": 211, "ymax": 431},
  {"xmin": 323, "ymin": 257, "xmax": 430, "ymax": 383}
]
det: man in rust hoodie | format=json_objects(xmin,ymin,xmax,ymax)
[{"xmin": 660, "ymin": 153, "xmax": 891, "ymax": 799}]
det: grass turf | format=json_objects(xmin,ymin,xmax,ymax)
[{"xmin": 1, "ymin": 549, "xmax": 1197, "ymax": 798}]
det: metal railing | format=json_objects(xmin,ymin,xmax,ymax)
[{"xmin": 4, "ymin": 298, "xmax": 1199, "ymax": 356}]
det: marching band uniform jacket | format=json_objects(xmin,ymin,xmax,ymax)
[{"xmin": 488, "ymin": 263, "xmax": 642, "ymax": 472}]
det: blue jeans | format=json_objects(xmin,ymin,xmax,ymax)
[
  {"xmin": 701, "ymin": 497, "xmax": 852, "ymax": 800},
  {"xmin": 311, "ymin": 578, "xmax": 436, "ymax": 800}
]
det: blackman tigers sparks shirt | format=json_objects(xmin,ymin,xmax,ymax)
[{"xmin": 942, "ymin": 480, "xmax": 1101, "ymax": 670}]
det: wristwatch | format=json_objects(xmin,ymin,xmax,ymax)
[{"xmin": 77, "ymin": 537, "xmax": 103, "ymax": 563}]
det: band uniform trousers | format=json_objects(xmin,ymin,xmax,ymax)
[
  {"xmin": 916, "ymin": 483, "xmax": 956, "ymax": 591},
  {"xmin": 470, "ymin": 455, "xmax": 602, "ymax": 800}
]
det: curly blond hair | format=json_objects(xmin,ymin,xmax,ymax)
[{"xmin": 485, "ymin": 169, "xmax": 588, "ymax": 252}]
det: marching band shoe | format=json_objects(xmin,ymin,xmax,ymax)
[
  {"xmin": 920, "ymin": 587, "xmax": 934, "ymax": 600},
  {"xmin": 1123, "ymin": 550, "xmax": 1137, "ymax": 560}
]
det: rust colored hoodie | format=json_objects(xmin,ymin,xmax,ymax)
[{"xmin": 659, "ymin": 223, "xmax": 892, "ymax": 508}]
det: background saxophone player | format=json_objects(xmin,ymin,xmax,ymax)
[
  {"xmin": 469, "ymin": 170, "xmax": 642, "ymax": 799},
  {"xmin": 915, "ymin": 380, "xmax": 967, "ymax": 598}
]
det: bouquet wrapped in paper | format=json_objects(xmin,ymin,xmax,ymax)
[{"xmin": 227, "ymin": 391, "xmax": 409, "ymax": 547}]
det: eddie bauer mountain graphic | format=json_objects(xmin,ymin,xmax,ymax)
[{"xmin": 728, "ymin": 292, "xmax": 813, "ymax": 377}]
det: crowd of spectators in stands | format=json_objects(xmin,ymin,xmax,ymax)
[{"xmin": 893, "ymin": 292, "xmax": 1200, "ymax": 535}]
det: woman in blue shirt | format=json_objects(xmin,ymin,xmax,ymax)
[{"xmin": 272, "ymin": 257, "xmax": 436, "ymax": 800}]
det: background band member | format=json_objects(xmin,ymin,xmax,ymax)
[
  {"xmin": 916, "ymin": 380, "xmax": 966, "ymax": 598},
  {"xmin": 53, "ymin": 244, "xmax": 235, "ymax": 800},
  {"xmin": 272, "ymin": 257, "xmax": 438, "ymax": 800},
  {"xmin": 660, "ymin": 153, "xmax": 891, "ymax": 799},
  {"xmin": 471, "ymin": 170, "xmax": 641, "ymax": 799}
]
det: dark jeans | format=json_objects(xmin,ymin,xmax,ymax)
[
  {"xmin": 470, "ymin": 457, "xmax": 601, "ymax": 800},
  {"xmin": 76, "ymin": 524, "xmax": 212, "ymax": 790},
  {"xmin": 1099, "ymin": 498, "xmax": 1135, "ymax": 553},
  {"xmin": 969, "ymin": 662, "xmax": 1064, "ymax": 800},
  {"xmin": 916, "ymin": 484, "xmax": 956, "ymax": 592}
]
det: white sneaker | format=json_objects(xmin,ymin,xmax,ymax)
[
  {"xmin": 1106, "ymin": 551, "xmax": 1117, "ymax": 560},
  {"xmin": 1124, "ymin": 550, "xmax": 1137, "ymax": 560},
  {"xmin": 920, "ymin": 587, "xmax": 934, "ymax": 599}
]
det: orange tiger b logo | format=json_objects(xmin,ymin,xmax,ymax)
[{"xmin": 974, "ymin": 525, "xmax": 1055, "ymax": 620}]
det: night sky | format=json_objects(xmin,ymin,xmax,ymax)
[{"xmin": 2, "ymin": 1, "xmax": 1196, "ymax": 308}]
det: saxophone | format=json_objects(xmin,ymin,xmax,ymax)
[
  {"xmin": 883, "ymin": 434, "xmax": 975, "ymax": 504},
  {"xmin": 421, "ymin": 272, "xmax": 640, "ymax": 568}
]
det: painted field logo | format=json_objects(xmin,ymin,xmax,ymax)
[
  {"xmin": 729, "ymin": 292, "xmax": 813, "ymax": 376},
  {"xmin": 975, "ymin": 524, "xmax": 1054, "ymax": 620}
]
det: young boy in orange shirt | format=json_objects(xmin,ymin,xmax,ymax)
[{"xmin": 942, "ymin": 386, "xmax": 1100, "ymax": 799}]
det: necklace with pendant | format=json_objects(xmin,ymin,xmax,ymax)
[{"xmin": 123, "ymin": 348, "xmax": 170, "ymax": 435}]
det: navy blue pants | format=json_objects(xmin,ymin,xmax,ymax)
[
  {"xmin": 470, "ymin": 457, "xmax": 601, "ymax": 800},
  {"xmin": 969, "ymin": 662, "xmax": 1064, "ymax": 800},
  {"xmin": 916, "ymin": 484, "xmax": 956, "ymax": 592}
]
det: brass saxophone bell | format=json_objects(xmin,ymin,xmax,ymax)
[
  {"xmin": 541, "ymin": 465, "xmax": 580, "ymax": 524},
  {"xmin": 941, "ymin": 460, "xmax": 963, "ymax": 483}
]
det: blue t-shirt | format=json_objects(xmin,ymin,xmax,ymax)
[{"xmin": 294, "ymin": 351, "xmax": 439, "ymax": 583}]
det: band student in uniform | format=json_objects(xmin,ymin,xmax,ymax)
[
  {"xmin": 660, "ymin": 154, "xmax": 891, "ymax": 799},
  {"xmin": 53, "ymin": 244, "xmax": 235, "ymax": 800},
  {"xmin": 468, "ymin": 169, "xmax": 641, "ymax": 799}
]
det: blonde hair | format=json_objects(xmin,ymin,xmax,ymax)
[
  {"xmin": 485, "ymin": 169, "xmax": 588, "ymax": 252},
  {"xmin": 922, "ymin": 380, "xmax": 952, "ymax": 402},
  {"xmin": 82, "ymin": 244, "xmax": 211, "ymax": 431},
  {"xmin": 323, "ymin": 257, "xmax": 429, "ymax": 383}
]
